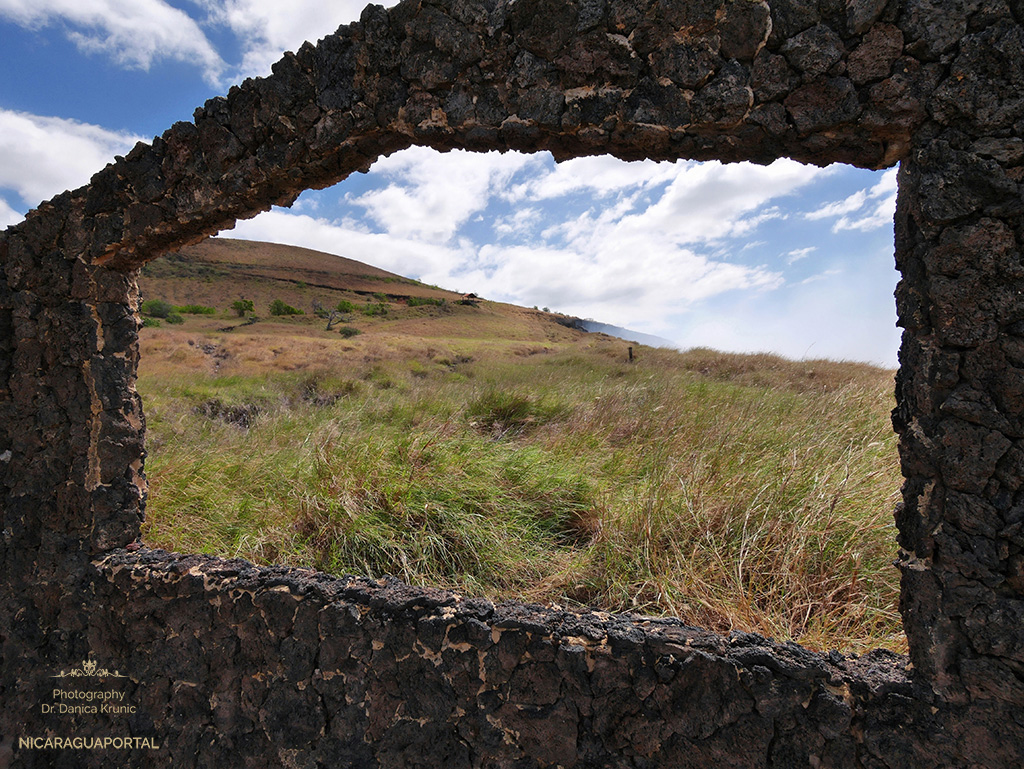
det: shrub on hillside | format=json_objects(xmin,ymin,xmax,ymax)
[
  {"xmin": 140, "ymin": 299, "xmax": 173, "ymax": 318},
  {"xmin": 336, "ymin": 300, "xmax": 356, "ymax": 313},
  {"xmin": 408, "ymin": 296, "xmax": 446, "ymax": 308},
  {"xmin": 269, "ymin": 299, "xmax": 304, "ymax": 316},
  {"xmin": 231, "ymin": 299, "xmax": 255, "ymax": 317},
  {"xmin": 338, "ymin": 326, "xmax": 361, "ymax": 338},
  {"xmin": 362, "ymin": 302, "xmax": 388, "ymax": 317},
  {"xmin": 165, "ymin": 313, "xmax": 185, "ymax": 325},
  {"xmin": 141, "ymin": 317, "xmax": 161, "ymax": 328}
]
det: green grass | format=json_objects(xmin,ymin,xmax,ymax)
[
  {"xmin": 176, "ymin": 304, "xmax": 217, "ymax": 315},
  {"xmin": 138, "ymin": 335, "xmax": 903, "ymax": 654}
]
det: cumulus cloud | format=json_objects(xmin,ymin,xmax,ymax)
[
  {"xmin": 192, "ymin": 0, "xmax": 373, "ymax": 79},
  {"xmin": 504, "ymin": 157, "xmax": 821, "ymax": 248},
  {"xmin": 0, "ymin": 0, "xmax": 224, "ymax": 83},
  {"xmin": 806, "ymin": 168, "xmax": 898, "ymax": 233},
  {"xmin": 0, "ymin": 109, "xmax": 144, "ymax": 206},
  {"xmin": 512, "ymin": 159, "xmax": 821, "ymax": 318},
  {"xmin": 509, "ymin": 155, "xmax": 680, "ymax": 200},
  {"xmin": 621, "ymin": 159, "xmax": 824, "ymax": 245},
  {"xmin": 494, "ymin": 207, "xmax": 542, "ymax": 238},
  {"xmin": 351, "ymin": 148, "xmax": 541, "ymax": 243},
  {"xmin": 466, "ymin": 241, "xmax": 781, "ymax": 327}
]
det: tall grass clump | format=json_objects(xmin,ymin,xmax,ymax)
[{"xmin": 466, "ymin": 387, "xmax": 569, "ymax": 437}]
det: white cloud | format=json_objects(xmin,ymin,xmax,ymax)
[
  {"xmin": 351, "ymin": 148, "xmax": 540, "ymax": 243},
  {"xmin": 0, "ymin": 110, "xmax": 144, "ymax": 206},
  {"xmin": 516, "ymin": 159, "xmax": 820, "ymax": 315},
  {"xmin": 193, "ymin": 0, "xmax": 372, "ymax": 79},
  {"xmin": 786, "ymin": 246, "xmax": 816, "ymax": 264},
  {"xmin": 623, "ymin": 160, "xmax": 823, "ymax": 246},
  {"xmin": 0, "ymin": 0, "xmax": 224, "ymax": 83},
  {"xmin": 457, "ymin": 239, "xmax": 781, "ymax": 323},
  {"xmin": 510, "ymin": 155, "xmax": 680, "ymax": 200},
  {"xmin": 508, "ymin": 158, "xmax": 821, "ymax": 250},
  {"xmin": 805, "ymin": 168, "xmax": 897, "ymax": 233},
  {"xmin": 348, "ymin": 150, "xmax": 825, "ymax": 256},
  {"xmin": 0, "ymin": 196, "xmax": 22, "ymax": 228},
  {"xmin": 805, "ymin": 190, "xmax": 868, "ymax": 220},
  {"xmin": 494, "ymin": 207, "xmax": 541, "ymax": 237},
  {"xmin": 799, "ymin": 268, "xmax": 842, "ymax": 285}
]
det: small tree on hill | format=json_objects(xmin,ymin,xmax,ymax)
[
  {"xmin": 231, "ymin": 299, "xmax": 254, "ymax": 317},
  {"xmin": 325, "ymin": 309, "xmax": 344, "ymax": 331}
]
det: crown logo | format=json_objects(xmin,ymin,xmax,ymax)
[{"xmin": 52, "ymin": 656, "xmax": 126, "ymax": 679}]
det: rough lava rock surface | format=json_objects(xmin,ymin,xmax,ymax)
[{"xmin": 1, "ymin": 0, "xmax": 1023, "ymax": 765}]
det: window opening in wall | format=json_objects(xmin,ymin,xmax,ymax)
[{"xmin": 135, "ymin": 149, "xmax": 905, "ymax": 655}]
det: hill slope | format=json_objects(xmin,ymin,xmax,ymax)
[{"xmin": 140, "ymin": 236, "xmax": 598, "ymax": 346}]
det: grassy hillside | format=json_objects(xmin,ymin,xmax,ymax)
[
  {"xmin": 136, "ymin": 238, "xmax": 905, "ymax": 654},
  {"xmin": 141, "ymin": 237, "xmax": 457, "ymax": 318}
]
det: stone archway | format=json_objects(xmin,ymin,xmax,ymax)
[{"xmin": 2, "ymin": 0, "xmax": 1022, "ymax": 764}]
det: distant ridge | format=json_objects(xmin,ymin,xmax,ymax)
[{"xmin": 567, "ymin": 318, "xmax": 679, "ymax": 349}]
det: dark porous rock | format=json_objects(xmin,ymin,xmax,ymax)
[
  {"xmin": 718, "ymin": 0, "xmax": 772, "ymax": 61},
  {"xmin": 691, "ymin": 61, "xmax": 754, "ymax": 127},
  {"xmin": 780, "ymin": 23, "xmax": 847, "ymax": 79},
  {"xmin": 752, "ymin": 51, "xmax": 797, "ymax": 102},
  {"xmin": 649, "ymin": 36, "xmax": 723, "ymax": 90},
  {"xmin": 784, "ymin": 77, "xmax": 861, "ymax": 135},
  {"xmin": 930, "ymin": 20, "xmax": 1024, "ymax": 133},
  {"xmin": 848, "ymin": 24, "xmax": 905, "ymax": 85}
]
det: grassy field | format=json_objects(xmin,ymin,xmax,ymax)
[{"xmin": 136, "ymin": 239, "xmax": 905, "ymax": 654}]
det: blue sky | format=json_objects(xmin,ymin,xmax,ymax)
[{"xmin": 0, "ymin": 0, "xmax": 903, "ymax": 366}]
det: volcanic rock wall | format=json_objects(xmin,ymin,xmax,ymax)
[{"xmin": 1, "ymin": 0, "xmax": 1022, "ymax": 765}]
